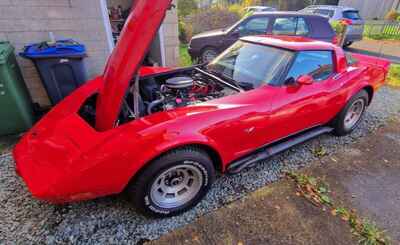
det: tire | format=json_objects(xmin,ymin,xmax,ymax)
[
  {"xmin": 126, "ymin": 147, "xmax": 215, "ymax": 217},
  {"xmin": 200, "ymin": 47, "xmax": 218, "ymax": 63},
  {"xmin": 343, "ymin": 41, "xmax": 353, "ymax": 48},
  {"xmin": 331, "ymin": 90, "xmax": 369, "ymax": 136}
]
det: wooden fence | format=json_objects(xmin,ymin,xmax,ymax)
[{"xmin": 364, "ymin": 20, "xmax": 400, "ymax": 39}]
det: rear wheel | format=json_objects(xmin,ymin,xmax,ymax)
[
  {"xmin": 343, "ymin": 41, "xmax": 353, "ymax": 48},
  {"xmin": 126, "ymin": 147, "xmax": 215, "ymax": 217},
  {"xmin": 331, "ymin": 90, "xmax": 368, "ymax": 136}
]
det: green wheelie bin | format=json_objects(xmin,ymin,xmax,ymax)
[{"xmin": 0, "ymin": 41, "xmax": 34, "ymax": 136}]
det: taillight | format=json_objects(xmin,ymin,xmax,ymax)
[
  {"xmin": 332, "ymin": 36, "xmax": 339, "ymax": 45},
  {"xmin": 340, "ymin": 18, "xmax": 353, "ymax": 25}
]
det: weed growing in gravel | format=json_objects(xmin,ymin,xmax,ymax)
[
  {"xmin": 388, "ymin": 64, "xmax": 400, "ymax": 88},
  {"xmin": 312, "ymin": 146, "xmax": 327, "ymax": 158},
  {"xmin": 287, "ymin": 172, "xmax": 390, "ymax": 245}
]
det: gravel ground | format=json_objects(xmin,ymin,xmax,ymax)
[{"xmin": 1, "ymin": 87, "xmax": 400, "ymax": 245}]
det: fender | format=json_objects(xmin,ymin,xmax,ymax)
[
  {"xmin": 345, "ymin": 80, "xmax": 373, "ymax": 105},
  {"xmin": 121, "ymin": 132, "xmax": 226, "ymax": 189}
]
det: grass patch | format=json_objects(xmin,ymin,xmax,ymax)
[
  {"xmin": 179, "ymin": 44, "xmax": 193, "ymax": 67},
  {"xmin": 387, "ymin": 64, "xmax": 400, "ymax": 87},
  {"xmin": 287, "ymin": 172, "xmax": 390, "ymax": 245}
]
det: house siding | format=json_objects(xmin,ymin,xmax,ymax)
[
  {"xmin": 0, "ymin": 0, "xmax": 110, "ymax": 106},
  {"xmin": 0, "ymin": 0, "xmax": 180, "ymax": 107},
  {"xmin": 339, "ymin": 0, "xmax": 400, "ymax": 19}
]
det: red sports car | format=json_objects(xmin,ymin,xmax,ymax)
[{"xmin": 13, "ymin": 0, "xmax": 390, "ymax": 217}]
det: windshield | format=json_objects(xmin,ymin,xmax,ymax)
[
  {"xmin": 206, "ymin": 41, "xmax": 294, "ymax": 89},
  {"xmin": 226, "ymin": 14, "xmax": 252, "ymax": 32},
  {"xmin": 315, "ymin": 9, "xmax": 335, "ymax": 18},
  {"xmin": 343, "ymin": 10, "xmax": 361, "ymax": 20}
]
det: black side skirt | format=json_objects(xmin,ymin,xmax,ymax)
[{"xmin": 227, "ymin": 126, "xmax": 334, "ymax": 174}]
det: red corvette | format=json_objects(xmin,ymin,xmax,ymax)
[{"xmin": 13, "ymin": 0, "xmax": 390, "ymax": 217}]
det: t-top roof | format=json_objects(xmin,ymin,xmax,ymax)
[{"xmin": 240, "ymin": 35, "xmax": 337, "ymax": 51}]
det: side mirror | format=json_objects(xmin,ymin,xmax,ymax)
[
  {"xmin": 230, "ymin": 28, "xmax": 240, "ymax": 37},
  {"xmin": 296, "ymin": 75, "xmax": 314, "ymax": 85}
]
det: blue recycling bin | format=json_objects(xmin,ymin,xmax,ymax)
[{"xmin": 21, "ymin": 40, "xmax": 88, "ymax": 105}]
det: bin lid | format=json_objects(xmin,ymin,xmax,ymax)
[
  {"xmin": 20, "ymin": 39, "xmax": 86, "ymax": 59},
  {"xmin": 0, "ymin": 41, "xmax": 14, "ymax": 65}
]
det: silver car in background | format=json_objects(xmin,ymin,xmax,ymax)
[
  {"xmin": 300, "ymin": 5, "xmax": 365, "ymax": 47},
  {"xmin": 245, "ymin": 6, "xmax": 277, "ymax": 13}
]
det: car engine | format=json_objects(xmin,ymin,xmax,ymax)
[
  {"xmin": 133, "ymin": 70, "xmax": 238, "ymax": 117},
  {"xmin": 79, "ymin": 68, "xmax": 240, "ymax": 127}
]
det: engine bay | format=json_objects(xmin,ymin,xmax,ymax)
[{"xmin": 118, "ymin": 67, "xmax": 239, "ymax": 124}]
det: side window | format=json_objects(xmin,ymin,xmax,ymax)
[
  {"xmin": 296, "ymin": 18, "xmax": 309, "ymax": 35},
  {"xmin": 239, "ymin": 17, "xmax": 269, "ymax": 36},
  {"xmin": 285, "ymin": 51, "xmax": 334, "ymax": 83},
  {"xmin": 272, "ymin": 17, "xmax": 310, "ymax": 36},
  {"xmin": 272, "ymin": 17, "xmax": 297, "ymax": 35}
]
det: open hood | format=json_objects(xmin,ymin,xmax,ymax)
[{"xmin": 95, "ymin": 0, "xmax": 173, "ymax": 131}]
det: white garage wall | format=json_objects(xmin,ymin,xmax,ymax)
[
  {"xmin": 339, "ymin": 0, "xmax": 398, "ymax": 19},
  {"xmin": 0, "ymin": 0, "xmax": 110, "ymax": 106}
]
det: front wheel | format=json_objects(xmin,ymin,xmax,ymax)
[
  {"xmin": 331, "ymin": 90, "xmax": 368, "ymax": 136},
  {"xmin": 126, "ymin": 147, "xmax": 215, "ymax": 217}
]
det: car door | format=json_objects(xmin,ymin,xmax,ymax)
[
  {"xmin": 221, "ymin": 16, "xmax": 271, "ymax": 51},
  {"xmin": 267, "ymin": 50, "xmax": 339, "ymax": 141},
  {"xmin": 269, "ymin": 16, "xmax": 311, "ymax": 37}
]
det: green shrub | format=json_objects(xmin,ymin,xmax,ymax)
[
  {"xmin": 228, "ymin": 4, "xmax": 246, "ymax": 18},
  {"xmin": 184, "ymin": 7, "xmax": 240, "ymax": 40},
  {"xmin": 397, "ymin": 15, "xmax": 400, "ymax": 22},
  {"xmin": 177, "ymin": 0, "xmax": 198, "ymax": 18},
  {"xmin": 178, "ymin": 20, "xmax": 188, "ymax": 43},
  {"xmin": 331, "ymin": 20, "xmax": 345, "ymax": 35}
]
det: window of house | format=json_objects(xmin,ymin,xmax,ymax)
[
  {"xmin": 272, "ymin": 17, "xmax": 309, "ymax": 36},
  {"xmin": 285, "ymin": 51, "xmax": 334, "ymax": 83}
]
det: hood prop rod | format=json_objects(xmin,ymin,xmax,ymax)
[{"xmin": 133, "ymin": 74, "xmax": 140, "ymax": 119}]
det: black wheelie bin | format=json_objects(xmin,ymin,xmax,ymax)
[{"xmin": 21, "ymin": 40, "xmax": 88, "ymax": 105}]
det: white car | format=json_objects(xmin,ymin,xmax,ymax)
[
  {"xmin": 300, "ymin": 5, "xmax": 365, "ymax": 47},
  {"xmin": 245, "ymin": 6, "xmax": 277, "ymax": 13}
]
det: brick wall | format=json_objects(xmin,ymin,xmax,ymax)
[{"xmin": 0, "ymin": 0, "xmax": 111, "ymax": 106}]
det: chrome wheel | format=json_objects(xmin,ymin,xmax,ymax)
[
  {"xmin": 201, "ymin": 49, "xmax": 217, "ymax": 63},
  {"xmin": 344, "ymin": 98, "xmax": 365, "ymax": 130},
  {"xmin": 150, "ymin": 163, "xmax": 203, "ymax": 209}
]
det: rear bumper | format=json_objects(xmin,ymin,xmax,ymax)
[
  {"xmin": 12, "ymin": 77, "xmax": 120, "ymax": 203},
  {"xmin": 345, "ymin": 33, "xmax": 363, "ymax": 43},
  {"xmin": 13, "ymin": 131, "xmax": 101, "ymax": 203}
]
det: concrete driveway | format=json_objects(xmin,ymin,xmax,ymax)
[
  {"xmin": 347, "ymin": 39, "xmax": 400, "ymax": 64},
  {"xmin": 151, "ymin": 117, "xmax": 400, "ymax": 245}
]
